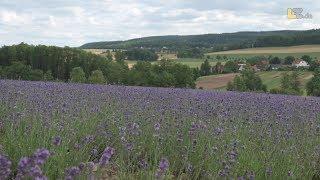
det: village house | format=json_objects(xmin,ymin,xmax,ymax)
[
  {"xmin": 238, "ymin": 63, "xmax": 246, "ymax": 71},
  {"xmin": 292, "ymin": 59, "xmax": 310, "ymax": 68}
]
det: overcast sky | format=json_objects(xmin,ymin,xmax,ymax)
[{"xmin": 0, "ymin": 0, "xmax": 319, "ymax": 47}]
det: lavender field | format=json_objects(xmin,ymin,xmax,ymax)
[{"xmin": 1, "ymin": 79, "xmax": 320, "ymax": 179}]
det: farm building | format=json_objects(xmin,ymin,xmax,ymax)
[{"xmin": 292, "ymin": 59, "xmax": 310, "ymax": 68}]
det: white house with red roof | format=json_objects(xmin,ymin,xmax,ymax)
[{"xmin": 292, "ymin": 59, "xmax": 310, "ymax": 68}]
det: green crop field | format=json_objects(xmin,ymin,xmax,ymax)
[{"xmin": 207, "ymin": 45, "xmax": 320, "ymax": 60}]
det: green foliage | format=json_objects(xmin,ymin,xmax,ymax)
[
  {"xmin": 126, "ymin": 60, "xmax": 195, "ymax": 88},
  {"xmin": 177, "ymin": 48, "xmax": 204, "ymax": 58},
  {"xmin": 227, "ymin": 70, "xmax": 267, "ymax": 92},
  {"xmin": 301, "ymin": 55, "xmax": 312, "ymax": 64},
  {"xmin": 106, "ymin": 51, "xmax": 113, "ymax": 61},
  {"xmin": 43, "ymin": 70, "xmax": 54, "ymax": 81},
  {"xmin": 224, "ymin": 61, "xmax": 238, "ymax": 73},
  {"xmin": 114, "ymin": 50, "xmax": 126, "ymax": 62},
  {"xmin": 126, "ymin": 49, "xmax": 158, "ymax": 61},
  {"xmin": 70, "ymin": 67, "xmax": 86, "ymax": 83},
  {"xmin": 2, "ymin": 61, "xmax": 32, "ymax": 80},
  {"xmin": 0, "ymin": 43, "xmax": 106, "ymax": 81},
  {"xmin": 88, "ymin": 70, "xmax": 106, "ymax": 84},
  {"xmin": 270, "ymin": 57, "xmax": 281, "ymax": 64},
  {"xmin": 306, "ymin": 69, "xmax": 320, "ymax": 96},
  {"xmin": 29, "ymin": 69, "xmax": 44, "ymax": 81},
  {"xmin": 80, "ymin": 29, "xmax": 320, "ymax": 52},
  {"xmin": 284, "ymin": 56, "xmax": 295, "ymax": 65},
  {"xmin": 200, "ymin": 59, "xmax": 211, "ymax": 76},
  {"xmin": 246, "ymin": 56, "xmax": 266, "ymax": 65},
  {"xmin": 270, "ymin": 72, "xmax": 302, "ymax": 95}
]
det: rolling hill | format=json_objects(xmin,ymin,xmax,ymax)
[{"xmin": 80, "ymin": 29, "xmax": 320, "ymax": 51}]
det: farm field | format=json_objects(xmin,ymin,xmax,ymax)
[
  {"xmin": 207, "ymin": 45, "xmax": 320, "ymax": 60},
  {"xmin": 1, "ymin": 80, "xmax": 320, "ymax": 179},
  {"xmin": 196, "ymin": 71, "xmax": 314, "ymax": 91}
]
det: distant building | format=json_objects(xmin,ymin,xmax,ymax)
[
  {"xmin": 251, "ymin": 65, "xmax": 260, "ymax": 72},
  {"xmin": 238, "ymin": 64, "xmax": 246, "ymax": 71},
  {"xmin": 292, "ymin": 59, "xmax": 310, "ymax": 68}
]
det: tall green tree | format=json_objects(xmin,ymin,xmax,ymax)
[
  {"xmin": 301, "ymin": 55, "xmax": 312, "ymax": 64},
  {"xmin": 70, "ymin": 67, "xmax": 86, "ymax": 83},
  {"xmin": 227, "ymin": 70, "xmax": 266, "ymax": 92},
  {"xmin": 88, "ymin": 70, "xmax": 106, "ymax": 84},
  {"xmin": 200, "ymin": 59, "xmax": 211, "ymax": 76},
  {"xmin": 306, "ymin": 69, "xmax": 320, "ymax": 96},
  {"xmin": 284, "ymin": 56, "xmax": 295, "ymax": 65}
]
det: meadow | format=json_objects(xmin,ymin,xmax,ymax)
[
  {"xmin": 1, "ymin": 80, "xmax": 320, "ymax": 179},
  {"xmin": 196, "ymin": 71, "xmax": 314, "ymax": 91}
]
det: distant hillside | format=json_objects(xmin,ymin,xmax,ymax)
[{"xmin": 80, "ymin": 29, "xmax": 320, "ymax": 51}]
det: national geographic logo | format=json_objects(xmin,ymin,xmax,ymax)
[{"xmin": 287, "ymin": 8, "xmax": 313, "ymax": 19}]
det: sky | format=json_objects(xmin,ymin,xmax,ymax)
[{"xmin": 0, "ymin": 0, "xmax": 319, "ymax": 47}]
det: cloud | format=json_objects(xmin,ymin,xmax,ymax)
[{"xmin": 0, "ymin": 0, "xmax": 319, "ymax": 47}]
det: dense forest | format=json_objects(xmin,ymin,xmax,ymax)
[
  {"xmin": 80, "ymin": 29, "xmax": 320, "ymax": 52},
  {"xmin": 0, "ymin": 43, "xmax": 196, "ymax": 88}
]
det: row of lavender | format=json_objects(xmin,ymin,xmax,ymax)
[{"xmin": 0, "ymin": 79, "xmax": 320, "ymax": 179}]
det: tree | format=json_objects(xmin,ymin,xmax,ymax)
[
  {"xmin": 301, "ymin": 55, "xmax": 312, "ymax": 64},
  {"xmin": 224, "ymin": 61, "xmax": 238, "ymax": 73},
  {"xmin": 29, "ymin": 69, "xmax": 44, "ymax": 81},
  {"xmin": 200, "ymin": 59, "xmax": 211, "ymax": 76},
  {"xmin": 281, "ymin": 72, "xmax": 302, "ymax": 95},
  {"xmin": 284, "ymin": 56, "xmax": 295, "ymax": 65},
  {"xmin": 43, "ymin": 70, "xmax": 54, "ymax": 81},
  {"xmin": 271, "ymin": 72, "xmax": 302, "ymax": 95},
  {"xmin": 270, "ymin": 57, "xmax": 281, "ymax": 64},
  {"xmin": 306, "ymin": 69, "xmax": 320, "ymax": 96},
  {"xmin": 2, "ymin": 61, "xmax": 32, "ymax": 80},
  {"xmin": 227, "ymin": 70, "xmax": 266, "ymax": 92},
  {"xmin": 88, "ymin": 70, "xmax": 106, "ymax": 84},
  {"xmin": 126, "ymin": 49, "xmax": 158, "ymax": 61},
  {"xmin": 70, "ymin": 67, "xmax": 86, "ymax": 83},
  {"xmin": 214, "ymin": 62, "xmax": 224, "ymax": 74},
  {"xmin": 114, "ymin": 51, "xmax": 126, "ymax": 62},
  {"xmin": 106, "ymin": 51, "xmax": 113, "ymax": 61}
]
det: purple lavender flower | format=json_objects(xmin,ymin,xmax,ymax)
[
  {"xmin": 78, "ymin": 162, "xmax": 86, "ymax": 171},
  {"xmin": 99, "ymin": 146, "xmax": 115, "ymax": 166},
  {"xmin": 65, "ymin": 166, "xmax": 80, "ymax": 180},
  {"xmin": 52, "ymin": 136, "xmax": 62, "ymax": 146},
  {"xmin": 16, "ymin": 149, "xmax": 50, "ymax": 179},
  {"xmin": 155, "ymin": 158, "xmax": 169, "ymax": 178},
  {"xmin": 0, "ymin": 154, "xmax": 12, "ymax": 179},
  {"xmin": 33, "ymin": 148, "xmax": 50, "ymax": 165}
]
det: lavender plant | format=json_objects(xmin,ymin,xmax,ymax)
[{"xmin": 0, "ymin": 79, "xmax": 320, "ymax": 179}]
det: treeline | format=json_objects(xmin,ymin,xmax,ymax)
[
  {"xmin": 80, "ymin": 29, "xmax": 320, "ymax": 53},
  {"xmin": 125, "ymin": 49, "xmax": 158, "ymax": 61},
  {"xmin": 66, "ymin": 61, "xmax": 195, "ymax": 88},
  {"xmin": 0, "ymin": 43, "xmax": 196, "ymax": 88}
]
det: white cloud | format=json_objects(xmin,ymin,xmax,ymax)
[{"xmin": 0, "ymin": 0, "xmax": 319, "ymax": 47}]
